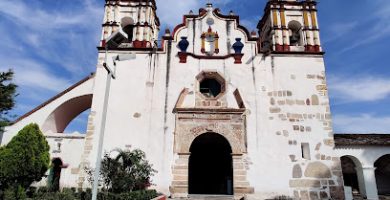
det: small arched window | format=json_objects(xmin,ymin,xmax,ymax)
[
  {"xmin": 121, "ymin": 17, "xmax": 135, "ymax": 42},
  {"xmin": 288, "ymin": 21, "xmax": 303, "ymax": 46}
]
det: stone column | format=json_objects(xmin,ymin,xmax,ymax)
[
  {"xmin": 356, "ymin": 166, "xmax": 367, "ymax": 198},
  {"xmin": 361, "ymin": 166, "xmax": 379, "ymax": 200}
]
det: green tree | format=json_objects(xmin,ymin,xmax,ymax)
[
  {"xmin": 86, "ymin": 148, "xmax": 156, "ymax": 193},
  {"xmin": 0, "ymin": 70, "xmax": 17, "ymax": 134},
  {"xmin": 0, "ymin": 123, "xmax": 50, "ymax": 194}
]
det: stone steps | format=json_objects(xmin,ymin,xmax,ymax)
[
  {"xmin": 379, "ymin": 196, "xmax": 390, "ymax": 200},
  {"xmin": 170, "ymin": 195, "xmax": 235, "ymax": 200}
]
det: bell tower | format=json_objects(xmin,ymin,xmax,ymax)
[
  {"xmin": 258, "ymin": 0, "xmax": 322, "ymax": 53},
  {"xmin": 101, "ymin": 0, "xmax": 160, "ymax": 48}
]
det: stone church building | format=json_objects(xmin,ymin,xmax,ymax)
[{"xmin": 1, "ymin": 0, "xmax": 389, "ymax": 199}]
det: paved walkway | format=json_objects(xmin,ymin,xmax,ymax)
[{"xmin": 170, "ymin": 195, "xmax": 235, "ymax": 200}]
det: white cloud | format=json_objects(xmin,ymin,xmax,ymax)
[
  {"xmin": 0, "ymin": 1, "xmax": 100, "ymax": 31},
  {"xmin": 0, "ymin": 0, "xmax": 102, "ymax": 76},
  {"xmin": 323, "ymin": 21, "xmax": 358, "ymax": 44},
  {"xmin": 333, "ymin": 114, "xmax": 390, "ymax": 133},
  {"xmin": 328, "ymin": 75, "xmax": 390, "ymax": 103},
  {"xmin": 156, "ymin": 0, "xmax": 237, "ymax": 28},
  {"xmin": 157, "ymin": 0, "xmax": 201, "ymax": 28},
  {"xmin": 332, "ymin": 1, "xmax": 390, "ymax": 53},
  {"xmin": 338, "ymin": 22, "xmax": 390, "ymax": 53},
  {"xmin": 0, "ymin": 59, "xmax": 71, "ymax": 92}
]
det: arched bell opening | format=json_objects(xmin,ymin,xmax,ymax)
[
  {"xmin": 288, "ymin": 20, "xmax": 303, "ymax": 46},
  {"xmin": 121, "ymin": 17, "xmax": 135, "ymax": 42},
  {"xmin": 188, "ymin": 132, "xmax": 233, "ymax": 195}
]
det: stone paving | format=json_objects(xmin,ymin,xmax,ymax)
[{"xmin": 169, "ymin": 195, "xmax": 235, "ymax": 200}]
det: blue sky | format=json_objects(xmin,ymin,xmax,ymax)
[{"xmin": 0, "ymin": 0, "xmax": 389, "ymax": 133}]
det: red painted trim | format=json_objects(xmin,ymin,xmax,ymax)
[
  {"xmin": 177, "ymin": 52, "xmax": 243, "ymax": 64},
  {"xmin": 172, "ymin": 12, "xmax": 207, "ymax": 38},
  {"xmin": 187, "ymin": 52, "xmax": 234, "ymax": 60},
  {"xmin": 275, "ymin": 44, "xmax": 283, "ymax": 52},
  {"xmin": 314, "ymin": 45, "xmax": 320, "ymax": 52},
  {"xmin": 97, "ymin": 47, "xmax": 163, "ymax": 52},
  {"xmin": 233, "ymin": 54, "xmax": 244, "ymax": 64},
  {"xmin": 213, "ymin": 10, "xmax": 258, "ymax": 42},
  {"xmin": 133, "ymin": 40, "xmax": 152, "ymax": 48},
  {"xmin": 171, "ymin": 8, "xmax": 258, "ymax": 42},
  {"xmin": 178, "ymin": 52, "xmax": 188, "ymax": 63},
  {"xmin": 271, "ymin": 51, "xmax": 325, "ymax": 55},
  {"xmin": 283, "ymin": 44, "xmax": 290, "ymax": 52},
  {"xmin": 305, "ymin": 45, "xmax": 315, "ymax": 52}
]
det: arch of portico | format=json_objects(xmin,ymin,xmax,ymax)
[
  {"xmin": 374, "ymin": 154, "xmax": 390, "ymax": 196},
  {"xmin": 340, "ymin": 155, "xmax": 366, "ymax": 197},
  {"xmin": 335, "ymin": 134, "xmax": 390, "ymax": 200}
]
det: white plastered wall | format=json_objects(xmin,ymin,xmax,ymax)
[{"xmin": 86, "ymin": 8, "xmax": 340, "ymax": 199}]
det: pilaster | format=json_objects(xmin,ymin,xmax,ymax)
[{"xmin": 360, "ymin": 166, "xmax": 379, "ymax": 200}]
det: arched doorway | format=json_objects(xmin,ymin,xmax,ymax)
[
  {"xmin": 341, "ymin": 156, "xmax": 361, "ymax": 195},
  {"xmin": 47, "ymin": 158, "xmax": 63, "ymax": 191},
  {"xmin": 374, "ymin": 154, "xmax": 390, "ymax": 196},
  {"xmin": 189, "ymin": 132, "xmax": 233, "ymax": 195}
]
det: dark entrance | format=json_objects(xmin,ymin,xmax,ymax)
[
  {"xmin": 375, "ymin": 154, "xmax": 390, "ymax": 195},
  {"xmin": 48, "ymin": 158, "xmax": 62, "ymax": 191},
  {"xmin": 189, "ymin": 132, "xmax": 233, "ymax": 195},
  {"xmin": 341, "ymin": 156, "xmax": 360, "ymax": 194}
]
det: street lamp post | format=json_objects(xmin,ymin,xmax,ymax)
[{"xmin": 91, "ymin": 30, "xmax": 133, "ymax": 200}]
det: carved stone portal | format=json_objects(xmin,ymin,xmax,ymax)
[{"xmin": 170, "ymin": 108, "xmax": 254, "ymax": 198}]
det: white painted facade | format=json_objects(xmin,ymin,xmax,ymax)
[{"xmin": 1, "ymin": 1, "xmax": 389, "ymax": 200}]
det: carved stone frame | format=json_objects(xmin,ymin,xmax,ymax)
[{"xmin": 170, "ymin": 108, "xmax": 254, "ymax": 198}]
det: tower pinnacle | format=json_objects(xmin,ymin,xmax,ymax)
[{"xmin": 101, "ymin": 0, "xmax": 160, "ymax": 48}]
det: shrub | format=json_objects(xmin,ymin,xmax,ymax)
[
  {"xmin": 85, "ymin": 148, "xmax": 157, "ymax": 193},
  {"xmin": 0, "ymin": 123, "xmax": 50, "ymax": 198},
  {"xmin": 27, "ymin": 188, "xmax": 157, "ymax": 200},
  {"xmin": 117, "ymin": 190, "xmax": 157, "ymax": 200},
  {"xmin": 3, "ymin": 185, "xmax": 27, "ymax": 200}
]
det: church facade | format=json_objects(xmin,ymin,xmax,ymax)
[{"xmin": 2, "ymin": 0, "xmax": 390, "ymax": 199}]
